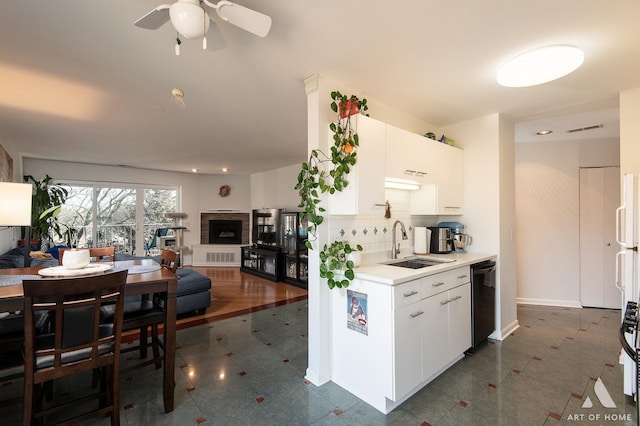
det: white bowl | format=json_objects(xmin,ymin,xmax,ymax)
[{"xmin": 62, "ymin": 249, "xmax": 90, "ymax": 270}]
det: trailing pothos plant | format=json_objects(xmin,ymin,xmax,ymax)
[{"xmin": 295, "ymin": 91, "xmax": 368, "ymax": 289}]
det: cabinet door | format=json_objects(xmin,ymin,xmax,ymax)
[
  {"xmin": 393, "ymin": 302, "xmax": 424, "ymax": 399},
  {"xmin": 386, "ymin": 125, "xmax": 436, "ymax": 183},
  {"xmin": 436, "ymin": 144, "xmax": 464, "ymax": 214},
  {"xmin": 421, "ymin": 292, "xmax": 449, "ymax": 380},
  {"xmin": 329, "ymin": 115, "xmax": 386, "ymax": 215},
  {"xmin": 447, "ymin": 283, "xmax": 471, "ymax": 356}
]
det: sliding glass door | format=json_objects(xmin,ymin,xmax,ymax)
[{"xmin": 56, "ymin": 182, "xmax": 178, "ymax": 256}]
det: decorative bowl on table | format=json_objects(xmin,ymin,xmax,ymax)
[{"xmin": 62, "ymin": 249, "xmax": 90, "ymax": 270}]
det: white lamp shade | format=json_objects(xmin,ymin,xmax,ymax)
[
  {"xmin": 170, "ymin": 1, "xmax": 210, "ymax": 39},
  {"xmin": 0, "ymin": 182, "xmax": 33, "ymax": 226}
]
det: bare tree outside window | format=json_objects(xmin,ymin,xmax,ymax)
[{"xmin": 55, "ymin": 184, "xmax": 178, "ymax": 256}]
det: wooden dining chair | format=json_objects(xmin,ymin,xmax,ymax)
[
  {"xmin": 58, "ymin": 246, "xmax": 116, "ymax": 265},
  {"xmin": 22, "ymin": 270, "xmax": 128, "ymax": 426},
  {"xmin": 101, "ymin": 249, "xmax": 179, "ymax": 372}
]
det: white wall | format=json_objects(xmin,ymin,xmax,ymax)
[
  {"xmin": 19, "ymin": 158, "xmax": 253, "ymax": 264},
  {"xmin": 515, "ymin": 138, "xmax": 619, "ymax": 307},
  {"xmin": 250, "ymin": 164, "xmax": 300, "ymax": 210},
  {"xmin": 0, "ymin": 136, "xmax": 27, "ymax": 253},
  {"xmin": 437, "ymin": 113, "xmax": 518, "ymax": 338}
]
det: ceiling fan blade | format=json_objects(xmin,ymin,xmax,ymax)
[
  {"xmin": 134, "ymin": 4, "xmax": 171, "ymax": 30},
  {"xmin": 212, "ymin": 1, "xmax": 272, "ymax": 37}
]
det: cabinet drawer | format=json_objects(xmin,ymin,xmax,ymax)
[
  {"xmin": 421, "ymin": 266, "xmax": 471, "ymax": 298},
  {"xmin": 393, "ymin": 280, "xmax": 422, "ymax": 309}
]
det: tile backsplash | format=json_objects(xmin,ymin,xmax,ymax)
[{"xmin": 328, "ymin": 189, "xmax": 439, "ymax": 259}]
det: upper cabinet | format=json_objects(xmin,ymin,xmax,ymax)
[
  {"xmin": 385, "ymin": 125, "xmax": 438, "ymax": 184},
  {"xmin": 329, "ymin": 115, "xmax": 387, "ymax": 215},
  {"xmin": 329, "ymin": 115, "xmax": 463, "ymax": 216}
]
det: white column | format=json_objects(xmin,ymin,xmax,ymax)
[{"xmin": 304, "ymin": 74, "xmax": 333, "ymax": 384}]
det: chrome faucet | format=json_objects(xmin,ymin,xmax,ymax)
[{"xmin": 391, "ymin": 220, "xmax": 408, "ymax": 259}]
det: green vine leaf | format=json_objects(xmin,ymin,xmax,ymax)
[{"xmin": 294, "ymin": 91, "xmax": 368, "ymax": 289}]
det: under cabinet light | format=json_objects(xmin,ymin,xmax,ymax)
[{"xmin": 385, "ymin": 178, "xmax": 420, "ymax": 191}]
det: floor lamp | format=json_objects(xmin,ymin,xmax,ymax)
[{"xmin": 0, "ymin": 182, "xmax": 33, "ymax": 267}]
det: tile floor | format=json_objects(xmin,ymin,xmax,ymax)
[{"xmin": 0, "ymin": 303, "xmax": 637, "ymax": 425}]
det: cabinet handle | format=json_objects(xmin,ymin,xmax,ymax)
[
  {"xmin": 457, "ymin": 275, "xmax": 468, "ymax": 279},
  {"xmin": 432, "ymin": 282, "xmax": 445, "ymax": 287},
  {"xmin": 404, "ymin": 169, "xmax": 417, "ymax": 176},
  {"xmin": 403, "ymin": 290, "xmax": 419, "ymax": 298},
  {"xmin": 451, "ymin": 295, "xmax": 462, "ymax": 301},
  {"xmin": 410, "ymin": 311, "xmax": 425, "ymax": 318},
  {"xmin": 440, "ymin": 299, "xmax": 451, "ymax": 305},
  {"xmin": 415, "ymin": 171, "xmax": 426, "ymax": 177},
  {"xmin": 444, "ymin": 206, "xmax": 462, "ymax": 209}
]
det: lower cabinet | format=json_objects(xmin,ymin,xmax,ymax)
[
  {"xmin": 393, "ymin": 282, "xmax": 471, "ymax": 400},
  {"xmin": 240, "ymin": 246, "xmax": 285, "ymax": 281},
  {"xmin": 330, "ymin": 266, "xmax": 471, "ymax": 414}
]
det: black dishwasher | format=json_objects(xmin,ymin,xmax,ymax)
[{"xmin": 471, "ymin": 260, "xmax": 496, "ymax": 348}]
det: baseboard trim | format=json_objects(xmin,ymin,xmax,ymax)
[{"xmin": 517, "ymin": 297, "xmax": 583, "ymax": 309}]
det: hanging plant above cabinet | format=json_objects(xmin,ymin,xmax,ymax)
[{"xmin": 295, "ymin": 91, "xmax": 366, "ymax": 289}]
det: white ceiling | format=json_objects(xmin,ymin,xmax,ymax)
[{"xmin": 0, "ymin": 1, "xmax": 637, "ymax": 175}]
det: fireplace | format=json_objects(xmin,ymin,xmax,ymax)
[
  {"xmin": 200, "ymin": 212, "xmax": 249, "ymax": 245},
  {"xmin": 209, "ymin": 220, "xmax": 242, "ymax": 244}
]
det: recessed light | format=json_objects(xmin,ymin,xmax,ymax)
[
  {"xmin": 221, "ymin": 168, "xmax": 229, "ymax": 173},
  {"xmin": 497, "ymin": 45, "xmax": 584, "ymax": 87},
  {"xmin": 536, "ymin": 130, "xmax": 553, "ymax": 136},
  {"xmin": 191, "ymin": 168, "xmax": 199, "ymax": 173}
]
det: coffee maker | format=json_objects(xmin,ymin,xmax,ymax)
[
  {"xmin": 438, "ymin": 221, "xmax": 472, "ymax": 253},
  {"xmin": 427, "ymin": 226, "xmax": 453, "ymax": 254}
]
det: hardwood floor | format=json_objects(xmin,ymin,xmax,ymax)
[{"xmin": 175, "ymin": 267, "xmax": 308, "ymax": 330}]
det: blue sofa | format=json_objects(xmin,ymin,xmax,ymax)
[{"xmin": 0, "ymin": 248, "xmax": 212, "ymax": 316}]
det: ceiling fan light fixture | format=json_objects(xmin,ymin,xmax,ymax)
[
  {"xmin": 169, "ymin": 0, "xmax": 210, "ymax": 39},
  {"xmin": 497, "ymin": 45, "xmax": 584, "ymax": 87}
]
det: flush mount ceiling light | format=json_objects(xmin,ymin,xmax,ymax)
[
  {"xmin": 497, "ymin": 45, "xmax": 584, "ymax": 87},
  {"xmin": 536, "ymin": 129, "xmax": 553, "ymax": 135}
]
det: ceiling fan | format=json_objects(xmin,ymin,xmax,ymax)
[{"xmin": 135, "ymin": 0, "xmax": 272, "ymax": 53}]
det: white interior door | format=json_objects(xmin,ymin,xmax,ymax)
[{"xmin": 579, "ymin": 167, "xmax": 621, "ymax": 308}]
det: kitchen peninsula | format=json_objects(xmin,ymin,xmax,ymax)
[{"xmin": 330, "ymin": 252, "xmax": 496, "ymax": 414}]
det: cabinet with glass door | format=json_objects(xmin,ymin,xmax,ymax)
[{"xmin": 281, "ymin": 211, "xmax": 308, "ymax": 289}]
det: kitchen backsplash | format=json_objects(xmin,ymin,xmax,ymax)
[{"xmin": 329, "ymin": 189, "xmax": 439, "ymax": 257}]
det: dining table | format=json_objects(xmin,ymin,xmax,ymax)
[{"xmin": 0, "ymin": 258, "xmax": 179, "ymax": 413}]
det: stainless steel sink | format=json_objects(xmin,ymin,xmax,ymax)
[{"xmin": 386, "ymin": 258, "xmax": 455, "ymax": 269}]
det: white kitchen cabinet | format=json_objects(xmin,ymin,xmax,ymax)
[
  {"xmin": 330, "ymin": 262, "xmax": 478, "ymax": 414},
  {"xmin": 448, "ymin": 283, "xmax": 472, "ymax": 356},
  {"xmin": 393, "ymin": 302, "xmax": 424, "ymax": 398},
  {"xmin": 385, "ymin": 124, "xmax": 438, "ymax": 184},
  {"xmin": 393, "ymin": 269, "xmax": 471, "ymax": 400},
  {"xmin": 409, "ymin": 143, "xmax": 464, "ymax": 215},
  {"xmin": 329, "ymin": 114, "xmax": 387, "ymax": 215},
  {"xmin": 434, "ymin": 142, "xmax": 464, "ymax": 214}
]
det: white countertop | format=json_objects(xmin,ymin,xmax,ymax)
[{"xmin": 352, "ymin": 252, "xmax": 496, "ymax": 286}]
